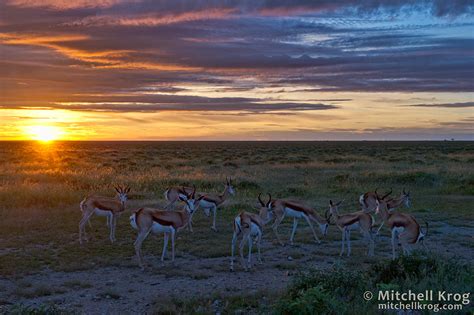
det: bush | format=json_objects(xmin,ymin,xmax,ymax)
[{"xmin": 275, "ymin": 255, "xmax": 473, "ymax": 315}]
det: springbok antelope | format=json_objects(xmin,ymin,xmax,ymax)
[
  {"xmin": 163, "ymin": 185, "xmax": 200, "ymax": 232},
  {"xmin": 164, "ymin": 177, "xmax": 235, "ymax": 232},
  {"xmin": 327, "ymin": 200, "xmax": 375, "ymax": 256},
  {"xmin": 375, "ymin": 197, "xmax": 427, "ymax": 259},
  {"xmin": 361, "ymin": 189, "xmax": 412, "ymax": 234},
  {"xmin": 197, "ymin": 177, "xmax": 235, "ymax": 232},
  {"xmin": 359, "ymin": 188, "xmax": 393, "ymax": 212},
  {"xmin": 79, "ymin": 185, "xmax": 130, "ymax": 244},
  {"xmin": 130, "ymin": 186, "xmax": 204, "ymax": 270},
  {"xmin": 265, "ymin": 194, "xmax": 328, "ymax": 246},
  {"xmin": 164, "ymin": 186, "xmax": 196, "ymax": 209},
  {"xmin": 230, "ymin": 194, "xmax": 273, "ymax": 272}
]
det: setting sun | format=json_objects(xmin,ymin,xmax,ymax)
[{"xmin": 26, "ymin": 125, "xmax": 63, "ymax": 141}]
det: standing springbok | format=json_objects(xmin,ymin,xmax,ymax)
[
  {"xmin": 375, "ymin": 197, "xmax": 427, "ymax": 259},
  {"xmin": 130, "ymin": 186, "xmax": 204, "ymax": 270},
  {"xmin": 163, "ymin": 177, "xmax": 235, "ymax": 232},
  {"xmin": 197, "ymin": 177, "xmax": 235, "ymax": 232},
  {"xmin": 79, "ymin": 185, "xmax": 130, "ymax": 244},
  {"xmin": 327, "ymin": 200, "xmax": 375, "ymax": 256},
  {"xmin": 265, "ymin": 194, "xmax": 328, "ymax": 246},
  {"xmin": 359, "ymin": 188, "xmax": 393, "ymax": 212},
  {"xmin": 361, "ymin": 188, "xmax": 412, "ymax": 234},
  {"xmin": 230, "ymin": 194, "xmax": 273, "ymax": 272}
]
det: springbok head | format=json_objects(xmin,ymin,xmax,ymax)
[
  {"xmin": 257, "ymin": 193, "xmax": 273, "ymax": 224},
  {"xmin": 328, "ymin": 199, "xmax": 343, "ymax": 219},
  {"xmin": 374, "ymin": 198, "xmax": 389, "ymax": 215},
  {"xmin": 114, "ymin": 185, "xmax": 130, "ymax": 204},
  {"xmin": 179, "ymin": 185, "xmax": 204, "ymax": 214},
  {"xmin": 226, "ymin": 177, "xmax": 236, "ymax": 195}
]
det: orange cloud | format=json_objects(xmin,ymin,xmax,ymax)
[
  {"xmin": 67, "ymin": 8, "xmax": 237, "ymax": 27},
  {"xmin": 0, "ymin": 32, "xmax": 199, "ymax": 71}
]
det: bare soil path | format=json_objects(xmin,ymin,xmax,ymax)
[{"xmin": 1, "ymin": 223, "xmax": 472, "ymax": 314}]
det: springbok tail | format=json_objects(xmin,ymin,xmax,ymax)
[
  {"xmin": 130, "ymin": 208, "xmax": 145, "ymax": 230},
  {"xmin": 164, "ymin": 188, "xmax": 170, "ymax": 201},
  {"xmin": 79, "ymin": 197, "xmax": 87, "ymax": 212},
  {"xmin": 417, "ymin": 221, "xmax": 429, "ymax": 243}
]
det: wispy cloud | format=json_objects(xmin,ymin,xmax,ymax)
[
  {"xmin": 1, "ymin": 0, "xmax": 473, "ymax": 140},
  {"xmin": 408, "ymin": 102, "xmax": 474, "ymax": 108}
]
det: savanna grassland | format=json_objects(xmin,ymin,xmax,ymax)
[{"xmin": 0, "ymin": 141, "xmax": 473, "ymax": 314}]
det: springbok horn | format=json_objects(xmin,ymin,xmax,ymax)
[
  {"xmin": 192, "ymin": 184, "xmax": 196, "ymax": 199},
  {"xmin": 258, "ymin": 193, "xmax": 265, "ymax": 207},
  {"xmin": 329, "ymin": 200, "xmax": 333, "ymax": 206},
  {"xmin": 114, "ymin": 186, "xmax": 120, "ymax": 193},
  {"xmin": 266, "ymin": 193, "xmax": 272, "ymax": 207},
  {"xmin": 382, "ymin": 188, "xmax": 393, "ymax": 200}
]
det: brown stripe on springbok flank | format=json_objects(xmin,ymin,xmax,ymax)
[
  {"xmin": 283, "ymin": 200, "xmax": 313, "ymax": 215},
  {"xmin": 202, "ymin": 195, "xmax": 218, "ymax": 204},
  {"xmin": 341, "ymin": 215, "xmax": 360, "ymax": 227},
  {"xmin": 151, "ymin": 215, "xmax": 175, "ymax": 228},
  {"xmin": 91, "ymin": 200, "xmax": 115, "ymax": 212}
]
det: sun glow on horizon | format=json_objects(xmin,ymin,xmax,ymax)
[{"xmin": 25, "ymin": 125, "xmax": 64, "ymax": 141}]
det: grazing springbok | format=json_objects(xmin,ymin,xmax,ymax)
[
  {"xmin": 375, "ymin": 197, "xmax": 427, "ymax": 259},
  {"xmin": 197, "ymin": 177, "xmax": 235, "ymax": 232},
  {"xmin": 327, "ymin": 200, "xmax": 375, "ymax": 256},
  {"xmin": 230, "ymin": 194, "xmax": 273, "ymax": 272},
  {"xmin": 130, "ymin": 186, "xmax": 204, "ymax": 270},
  {"xmin": 265, "ymin": 194, "xmax": 328, "ymax": 246},
  {"xmin": 79, "ymin": 185, "xmax": 130, "ymax": 244}
]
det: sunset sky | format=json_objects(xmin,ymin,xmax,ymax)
[{"xmin": 0, "ymin": 0, "xmax": 473, "ymax": 140}]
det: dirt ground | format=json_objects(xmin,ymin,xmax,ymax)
[{"xmin": 1, "ymin": 222, "xmax": 472, "ymax": 314}]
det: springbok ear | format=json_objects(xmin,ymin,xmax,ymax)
[
  {"xmin": 337, "ymin": 200, "xmax": 343, "ymax": 206},
  {"xmin": 179, "ymin": 195, "xmax": 187, "ymax": 202},
  {"xmin": 197, "ymin": 195, "xmax": 205, "ymax": 201},
  {"xmin": 329, "ymin": 200, "xmax": 333, "ymax": 206}
]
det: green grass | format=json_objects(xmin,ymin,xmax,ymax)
[
  {"xmin": 275, "ymin": 255, "xmax": 474, "ymax": 315},
  {"xmin": 0, "ymin": 141, "xmax": 473, "ymax": 276},
  {"xmin": 147, "ymin": 255, "xmax": 473, "ymax": 314}
]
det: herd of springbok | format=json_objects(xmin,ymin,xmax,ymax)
[{"xmin": 79, "ymin": 178, "xmax": 428, "ymax": 271}]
